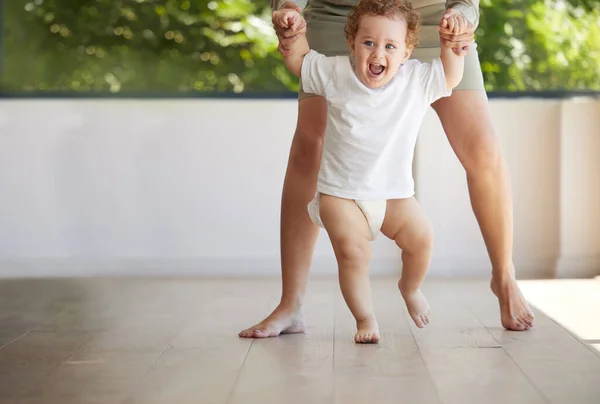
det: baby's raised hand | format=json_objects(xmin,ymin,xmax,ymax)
[
  {"xmin": 271, "ymin": 4, "xmax": 306, "ymax": 57},
  {"xmin": 436, "ymin": 9, "xmax": 473, "ymax": 56},
  {"xmin": 440, "ymin": 11, "xmax": 469, "ymax": 35},
  {"xmin": 272, "ymin": 9, "xmax": 305, "ymax": 33}
]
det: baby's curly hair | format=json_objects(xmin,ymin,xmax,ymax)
[{"xmin": 344, "ymin": 0, "xmax": 420, "ymax": 49}]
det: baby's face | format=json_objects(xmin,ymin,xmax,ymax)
[{"xmin": 348, "ymin": 13, "xmax": 412, "ymax": 89}]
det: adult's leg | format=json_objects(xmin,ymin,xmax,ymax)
[
  {"xmin": 410, "ymin": 1, "xmax": 535, "ymax": 331},
  {"xmin": 239, "ymin": 95, "xmax": 327, "ymax": 338},
  {"xmin": 431, "ymin": 90, "xmax": 535, "ymax": 331}
]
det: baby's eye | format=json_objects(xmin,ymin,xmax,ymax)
[
  {"xmin": 386, "ymin": 44, "xmax": 396, "ymax": 49},
  {"xmin": 364, "ymin": 40, "xmax": 374, "ymax": 47}
]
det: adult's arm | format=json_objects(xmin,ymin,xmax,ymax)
[
  {"xmin": 446, "ymin": 0, "xmax": 480, "ymax": 28},
  {"xmin": 270, "ymin": 1, "xmax": 308, "ymax": 12}
]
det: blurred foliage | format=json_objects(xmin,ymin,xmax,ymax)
[
  {"xmin": 1, "ymin": 0, "xmax": 599, "ymax": 94},
  {"xmin": 477, "ymin": 0, "xmax": 600, "ymax": 91},
  {"xmin": 2, "ymin": 0, "xmax": 294, "ymax": 93}
]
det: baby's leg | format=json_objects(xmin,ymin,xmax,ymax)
[
  {"xmin": 319, "ymin": 194, "xmax": 379, "ymax": 343},
  {"xmin": 381, "ymin": 197, "xmax": 433, "ymax": 328}
]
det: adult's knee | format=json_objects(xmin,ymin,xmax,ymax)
[
  {"xmin": 461, "ymin": 130, "xmax": 504, "ymax": 176},
  {"xmin": 289, "ymin": 124, "xmax": 326, "ymax": 172}
]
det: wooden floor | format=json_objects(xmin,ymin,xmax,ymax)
[{"xmin": 0, "ymin": 277, "xmax": 599, "ymax": 404}]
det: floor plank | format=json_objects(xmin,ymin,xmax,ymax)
[
  {"xmin": 467, "ymin": 280, "xmax": 600, "ymax": 404},
  {"xmin": 518, "ymin": 279, "xmax": 600, "ymax": 341},
  {"xmin": 333, "ymin": 279, "xmax": 441, "ymax": 404},
  {"xmin": 412, "ymin": 280, "xmax": 546, "ymax": 404},
  {"xmin": 0, "ymin": 277, "xmax": 598, "ymax": 404},
  {"xmin": 229, "ymin": 280, "xmax": 335, "ymax": 404},
  {"xmin": 120, "ymin": 280, "xmax": 260, "ymax": 404},
  {"xmin": 26, "ymin": 350, "xmax": 159, "ymax": 404}
]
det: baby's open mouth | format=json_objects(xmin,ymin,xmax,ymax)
[{"xmin": 368, "ymin": 63, "xmax": 385, "ymax": 76}]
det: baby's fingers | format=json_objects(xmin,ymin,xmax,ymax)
[
  {"xmin": 458, "ymin": 16, "xmax": 467, "ymax": 34},
  {"xmin": 452, "ymin": 17, "xmax": 460, "ymax": 34},
  {"xmin": 447, "ymin": 16, "xmax": 455, "ymax": 33},
  {"xmin": 276, "ymin": 13, "xmax": 288, "ymax": 28},
  {"xmin": 451, "ymin": 16, "xmax": 462, "ymax": 34}
]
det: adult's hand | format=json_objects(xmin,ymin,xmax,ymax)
[
  {"xmin": 436, "ymin": 8, "xmax": 475, "ymax": 56},
  {"xmin": 272, "ymin": 2, "xmax": 306, "ymax": 57}
]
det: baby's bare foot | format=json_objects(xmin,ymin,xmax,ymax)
[
  {"xmin": 355, "ymin": 316, "xmax": 380, "ymax": 343},
  {"xmin": 238, "ymin": 304, "xmax": 306, "ymax": 338},
  {"xmin": 398, "ymin": 282, "xmax": 431, "ymax": 328}
]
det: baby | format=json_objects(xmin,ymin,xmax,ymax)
[{"xmin": 273, "ymin": 0, "xmax": 468, "ymax": 343}]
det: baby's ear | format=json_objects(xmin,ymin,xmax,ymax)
[
  {"xmin": 402, "ymin": 46, "xmax": 413, "ymax": 64},
  {"xmin": 347, "ymin": 36, "xmax": 356, "ymax": 55}
]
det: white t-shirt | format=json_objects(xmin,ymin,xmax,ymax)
[{"xmin": 301, "ymin": 49, "xmax": 451, "ymax": 200}]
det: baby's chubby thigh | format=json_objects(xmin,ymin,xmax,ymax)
[
  {"xmin": 380, "ymin": 197, "xmax": 434, "ymax": 255},
  {"xmin": 314, "ymin": 194, "xmax": 373, "ymax": 264}
]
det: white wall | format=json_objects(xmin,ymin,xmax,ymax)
[
  {"xmin": 416, "ymin": 99, "xmax": 562, "ymax": 279},
  {"xmin": 0, "ymin": 97, "xmax": 598, "ymax": 279},
  {"xmin": 557, "ymin": 100, "xmax": 600, "ymax": 278}
]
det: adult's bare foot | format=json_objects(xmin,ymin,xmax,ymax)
[
  {"xmin": 239, "ymin": 304, "xmax": 306, "ymax": 338},
  {"xmin": 491, "ymin": 274, "xmax": 535, "ymax": 331}
]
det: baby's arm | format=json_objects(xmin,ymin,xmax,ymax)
[
  {"xmin": 439, "ymin": 11, "xmax": 468, "ymax": 90},
  {"xmin": 272, "ymin": 9, "xmax": 310, "ymax": 77}
]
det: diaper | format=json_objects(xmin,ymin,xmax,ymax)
[{"xmin": 307, "ymin": 193, "xmax": 387, "ymax": 241}]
